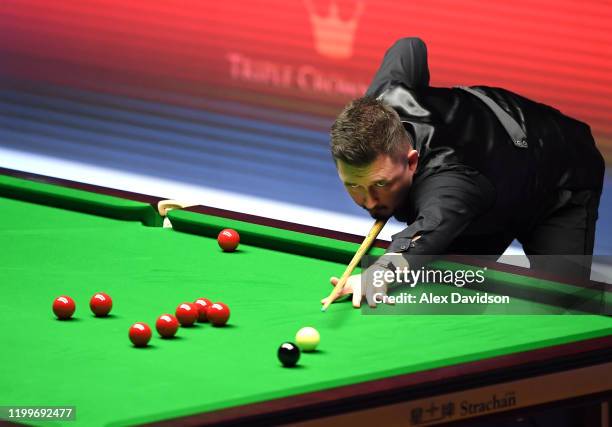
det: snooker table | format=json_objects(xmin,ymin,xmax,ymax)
[{"xmin": 0, "ymin": 167, "xmax": 611, "ymax": 427}]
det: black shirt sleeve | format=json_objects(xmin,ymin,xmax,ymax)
[{"xmin": 386, "ymin": 168, "xmax": 496, "ymax": 265}]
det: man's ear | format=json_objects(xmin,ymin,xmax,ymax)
[{"xmin": 407, "ymin": 149, "xmax": 419, "ymax": 172}]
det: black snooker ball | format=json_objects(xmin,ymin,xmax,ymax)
[{"xmin": 278, "ymin": 342, "xmax": 300, "ymax": 367}]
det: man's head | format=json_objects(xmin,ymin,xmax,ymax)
[{"xmin": 331, "ymin": 97, "xmax": 419, "ymax": 219}]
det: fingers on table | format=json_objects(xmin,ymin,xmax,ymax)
[
  {"xmin": 365, "ymin": 281, "xmax": 394, "ymax": 308},
  {"xmin": 324, "ymin": 275, "xmax": 394, "ymax": 309},
  {"xmin": 322, "ymin": 277, "xmax": 354, "ymax": 305},
  {"xmin": 352, "ymin": 281, "xmax": 363, "ymax": 308}
]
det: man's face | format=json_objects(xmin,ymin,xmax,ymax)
[{"xmin": 337, "ymin": 151, "xmax": 419, "ymax": 219}]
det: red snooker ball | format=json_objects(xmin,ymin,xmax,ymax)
[
  {"xmin": 89, "ymin": 292, "xmax": 112, "ymax": 317},
  {"xmin": 156, "ymin": 314, "xmax": 179, "ymax": 338},
  {"xmin": 194, "ymin": 298, "xmax": 212, "ymax": 322},
  {"xmin": 217, "ymin": 229, "xmax": 240, "ymax": 252},
  {"xmin": 129, "ymin": 322, "xmax": 152, "ymax": 347},
  {"xmin": 175, "ymin": 303, "xmax": 198, "ymax": 326},
  {"xmin": 52, "ymin": 296, "xmax": 76, "ymax": 320},
  {"xmin": 207, "ymin": 302, "xmax": 230, "ymax": 327}
]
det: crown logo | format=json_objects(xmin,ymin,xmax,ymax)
[{"xmin": 304, "ymin": 0, "xmax": 365, "ymax": 60}]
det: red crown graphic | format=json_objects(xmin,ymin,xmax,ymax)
[{"xmin": 304, "ymin": 0, "xmax": 365, "ymax": 60}]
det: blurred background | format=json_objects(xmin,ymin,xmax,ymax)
[{"xmin": 1, "ymin": 0, "xmax": 611, "ymax": 254}]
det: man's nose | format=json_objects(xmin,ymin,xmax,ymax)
[{"xmin": 364, "ymin": 191, "xmax": 378, "ymax": 210}]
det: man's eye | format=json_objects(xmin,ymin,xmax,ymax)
[
  {"xmin": 347, "ymin": 184, "xmax": 359, "ymax": 189},
  {"xmin": 375, "ymin": 181, "xmax": 387, "ymax": 187}
]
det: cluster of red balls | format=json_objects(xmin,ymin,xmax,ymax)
[
  {"xmin": 52, "ymin": 293, "xmax": 230, "ymax": 348},
  {"xmin": 52, "ymin": 229, "xmax": 238, "ymax": 348},
  {"xmin": 128, "ymin": 299, "xmax": 231, "ymax": 347},
  {"xmin": 52, "ymin": 292, "xmax": 113, "ymax": 320}
]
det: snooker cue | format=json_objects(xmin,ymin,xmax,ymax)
[{"xmin": 321, "ymin": 218, "xmax": 388, "ymax": 312}]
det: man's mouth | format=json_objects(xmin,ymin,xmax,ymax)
[{"xmin": 366, "ymin": 207, "xmax": 389, "ymax": 218}]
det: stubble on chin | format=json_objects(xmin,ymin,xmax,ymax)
[{"xmin": 368, "ymin": 209, "xmax": 392, "ymax": 220}]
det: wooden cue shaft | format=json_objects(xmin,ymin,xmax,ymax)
[{"xmin": 321, "ymin": 218, "xmax": 388, "ymax": 312}]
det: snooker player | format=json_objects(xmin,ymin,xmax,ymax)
[{"xmin": 323, "ymin": 38, "xmax": 605, "ymax": 308}]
